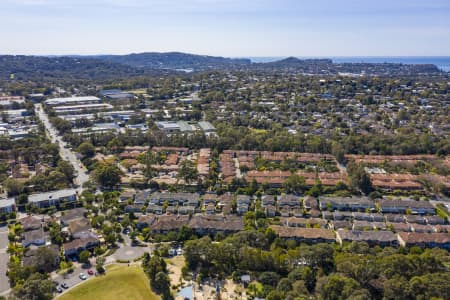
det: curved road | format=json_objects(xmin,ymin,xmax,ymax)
[{"xmin": 34, "ymin": 104, "xmax": 90, "ymax": 191}]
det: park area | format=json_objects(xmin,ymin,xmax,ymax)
[{"xmin": 58, "ymin": 264, "xmax": 160, "ymax": 300}]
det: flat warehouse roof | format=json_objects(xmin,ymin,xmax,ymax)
[
  {"xmin": 54, "ymin": 103, "xmax": 113, "ymax": 110},
  {"xmin": 45, "ymin": 96, "xmax": 101, "ymax": 106}
]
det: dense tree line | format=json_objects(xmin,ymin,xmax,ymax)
[
  {"xmin": 183, "ymin": 231, "xmax": 450, "ymax": 300},
  {"xmin": 62, "ymin": 125, "xmax": 449, "ymax": 157}
]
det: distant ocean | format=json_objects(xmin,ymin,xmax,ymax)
[{"xmin": 248, "ymin": 56, "xmax": 450, "ymax": 72}]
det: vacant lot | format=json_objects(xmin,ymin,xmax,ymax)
[
  {"xmin": 59, "ymin": 264, "xmax": 160, "ymax": 300},
  {"xmin": 166, "ymin": 255, "xmax": 185, "ymax": 287}
]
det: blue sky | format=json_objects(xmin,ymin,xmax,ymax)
[{"xmin": 1, "ymin": 0, "xmax": 449, "ymax": 56}]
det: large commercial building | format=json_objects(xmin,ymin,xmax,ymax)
[
  {"xmin": 44, "ymin": 96, "xmax": 101, "ymax": 107},
  {"xmin": 53, "ymin": 103, "xmax": 113, "ymax": 115}
]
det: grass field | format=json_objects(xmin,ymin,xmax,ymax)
[{"xmin": 59, "ymin": 264, "xmax": 160, "ymax": 300}]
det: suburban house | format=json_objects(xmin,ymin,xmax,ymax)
[
  {"xmin": 202, "ymin": 193, "xmax": 218, "ymax": 206},
  {"xmin": 178, "ymin": 206, "xmax": 195, "ymax": 215},
  {"xmin": 188, "ymin": 215, "xmax": 244, "ymax": 235},
  {"xmin": 0, "ymin": 198, "xmax": 16, "ymax": 214},
  {"xmin": 28, "ymin": 189, "xmax": 77, "ymax": 208},
  {"xmin": 22, "ymin": 228, "xmax": 49, "ymax": 247},
  {"xmin": 319, "ymin": 196, "xmax": 375, "ymax": 211},
  {"xmin": 329, "ymin": 220, "xmax": 352, "ymax": 230},
  {"xmin": 410, "ymin": 224, "xmax": 436, "ymax": 233},
  {"xmin": 60, "ymin": 208, "xmax": 87, "ymax": 227},
  {"xmin": 134, "ymin": 190, "xmax": 151, "ymax": 205},
  {"xmin": 352, "ymin": 212, "xmax": 384, "ymax": 222},
  {"xmin": 280, "ymin": 217, "xmax": 327, "ymax": 228},
  {"xmin": 378, "ymin": 199, "xmax": 435, "ymax": 215},
  {"xmin": 384, "ymin": 214, "xmax": 407, "ymax": 223},
  {"xmin": 68, "ymin": 218, "xmax": 94, "ymax": 239},
  {"xmin": 387, "ymin": 222, "xmax": 412, "ymax": 232},
  {"xmin": 124, "ymin": 204, "xmax": 143, "ymax": 213},
  {"xmin": 261, "ymin": 195, "xmax": 275, "ymax": 207},
  {"xmin": 332, "ymin": 211, "xmax": 353, "ymax": 220},
  {"xmin": 236, "ymin": 195, "xmax": 251, "ymax": 215},
  {"xmin": 119, "ymin": 189, "xmax": 136, "ymax": 203},
  {"xmin": 205, "ymin": 203, "xmax": 216, "ymax": 215},
  {"xmin": 336, "ymin": 229, "xmax": 398, "ymax": 247},
  {"xmin": 397, "ymin": 232, "xmax": 450, "ymax": 250},
  {"xmin": 426, "ymin": 216, "xmax": 446, "ymax": 225},
  {"xmin": 63, "ymin": 236, "xmax": 100, "ymax": 257},
  {"xmin": 405, "ymin": 215, "xmax": 427, "ymax": 224},
  {"xmin": 147, "ymin": 205, "xmax": 164, "ymax": 215},
  {"xmin": 166, "ymin": 206, "xmax": 178, "ymax": 215},
  {"xmin": 151, "ymin": 215, "xmax": 190, "ymax": 233},
  {"xmin": 278, "ymin": 195, "xmax": 300, "ymax": 208},
  {"xmin": 270, "ymin": 225, "xmax": 335, "ymax": 243},
  {"xmin": 303, "ymin": 196, "xmax": 318, "ymax": 210},
  {"xmin": 136, "ymin": 215, "xmax": 156, "ymax": 229},
  {"xmin": 19, "ymin": 215, "xmax": 42, "ymax": 231},
  {"xmin": 149, "ymin": 192, "xmax": 200, "ymax": 207},
  {"xmin": 265, "ymin": 205, "xmax": 277, "ymax": 217}
]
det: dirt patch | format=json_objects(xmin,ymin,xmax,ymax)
[{"xmin": 166, "ymin": 256, "xmax": 185, "ymax": 287}]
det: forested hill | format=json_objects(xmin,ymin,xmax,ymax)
[
  {"xmin": 0, "ymin": 55, "xmax": 172, "ymax": 81},
  {"xmin": 94, "ymin": 52, "xmax": 251, "ymax": 70},
  {"xmin": 251, "ymin": 57, "xmax": 442, "ymax": 75}
]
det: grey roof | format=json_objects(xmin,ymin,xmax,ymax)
[
  {"xmin": 45, "ymin": 96, "xmax": 100, "ymax": 106},
  {"xmin": 22, "ymin": 228, "xmax": 48, "ymax": 245},
  {"xmin": 378, "ymin": 199, "xmax": 435, "ymax": 209},
  {"xmin": 151, "ymin": 192, "xmax": 200, "ymax": 202},
  {"xmin": 337, "ymin": 229, "xmax": 397, "ymax": 243},
  {"xmin": 198, "ymin": 121, "xmax": 216, "ymax": 132},
  {"xmin": 60, "ymin": 208, "xmax": 87, "ymax": 224},
  {"xmin": 178, "ymin": 121, "xmax": 196, "ymax": 132},
  {"xmin": 319, "ymin": 196, "xmax": 374, "ymax": 207},
  {"xmin": 0, "ymin": 198, "xmax": 15, "ymax": 208},
  {"xmin": 28, "ymin": 189, "xmax": 77, "ymax": 203},
  {"xmin": 156, "ymin": 121, "xmax": 180, "ymax": 130}
]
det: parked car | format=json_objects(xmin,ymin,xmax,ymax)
[
  {"xmin": 87, "ymin": 269, "xmax": 94, "ymax": 275},
  {"xmin": 56, "ymin": 286, "xmax": 63, "ymax": 293},
  {"xmin": 79, "ymin": 273, "xmax": 87, "ymax": 280},
  {"xmin": 61, "ymin": 283, "xmax": 69, "ymax": 289}
]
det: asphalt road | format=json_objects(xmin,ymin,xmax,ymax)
[
  {"xmin": 112, "ymin": 234, "xmax": 151, "ymax": 262},
  {"xmin": 34, "ymin": 104, "xmax": 90, "ymax": 190},
  {"xmin": 0, "ymin": 226, "xmax": 10, "ymax": 293}
]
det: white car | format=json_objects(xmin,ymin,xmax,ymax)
[{"xmin": 79, "ymin": 273, "xmax": 87, "ymax": 280}]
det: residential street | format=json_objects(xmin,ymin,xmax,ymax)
[{"xmin": 34, "ymin": 104, "xmax": 90, "ymax": 190}]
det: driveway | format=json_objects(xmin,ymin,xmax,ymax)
[{"xmin": 111, "ymin": 235, "xmax": 145, "ymax": 261}]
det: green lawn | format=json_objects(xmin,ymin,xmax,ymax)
[{"xmin": 59, "ymin": 264, "xmax": 160, "ymax": 300}]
